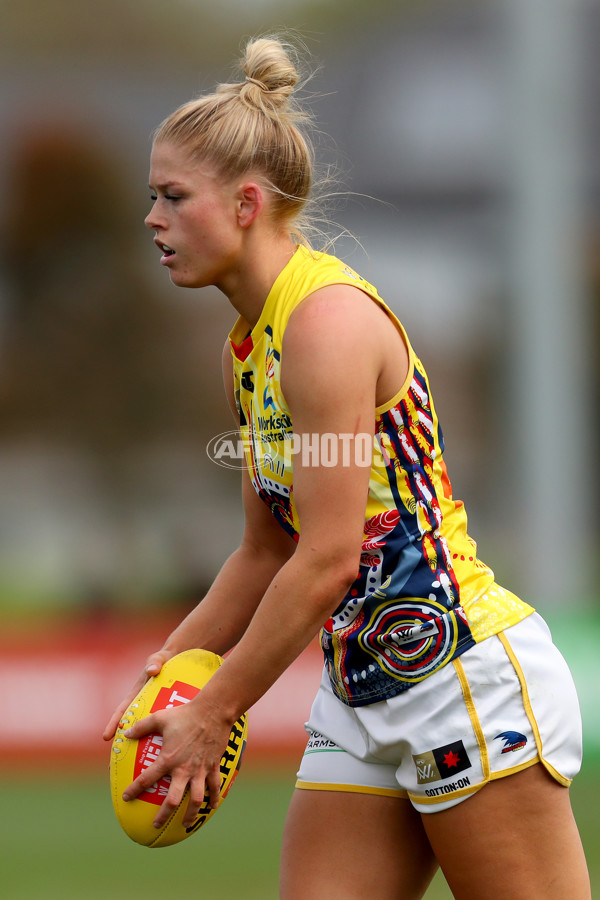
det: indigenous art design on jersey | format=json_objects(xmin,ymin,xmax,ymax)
[{"xmin": 229, "ymin": 247, "xmax": 534, "ymax": 706}]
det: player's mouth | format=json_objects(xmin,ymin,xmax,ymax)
[{"xmin": 154, "ymin": 237, "xmax": 176, "ymax": 265}]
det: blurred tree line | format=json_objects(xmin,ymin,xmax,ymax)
[
  {"xmin": 0, "ymin": 122, "xmax": 238, "ymax": 613},
  {"xmin": 0, "ymin": 125, "xmax": 230, "ymax": 452}
]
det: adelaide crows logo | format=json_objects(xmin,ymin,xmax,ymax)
[{"xmin": 494, "ymin": 731, "xmax": 527, "ymax": 753}]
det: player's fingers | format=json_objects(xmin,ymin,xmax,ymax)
[
  {"xmin": 103, "ymin": 650, "xmax": 173, "ymax": 741},
  {"xmin": 182, "ymin": 774, "xmax": 209, "ymax": 827},
  {"xmin": 144, "ymin": 649, "xmax": 173, "ymax": 677},
  {"xmin": 206, "ymin": 764, "xmax": 222, "ymax": 810},
  {"xmin": 123, "ymin": 712, "xmax": 162, "ymax": 742},
  {"xmin": 122, "ymin": 751, "xmax": 170, "ymax": 803},
  {"xmin": 103, "ymin": 677, "xmax": 150, "ymax": 742},
  {"xmin": 154, "ymin": 774, "xmax": 190, "ymax": 829},
  {"xmin": 102, "ymin": 700, "xmax": 131, "ymax": 741}
]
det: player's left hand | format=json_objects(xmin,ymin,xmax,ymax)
[
  {"xmin": 102, "ymin": 648, "xmax": 177, "ymax": 742},
  {"xmin": 121, "ymin": 695, "xmax": 233, "ymax": 829}
]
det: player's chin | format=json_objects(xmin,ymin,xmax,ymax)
[
  {"xmin": 168, "ymin": 269, "xmax": 206, "ymax": 289},
  {"xmin": 168, "ymin": 273, "xmax": 194, "ymax": 289}
]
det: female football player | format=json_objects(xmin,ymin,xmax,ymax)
[{"xmin": 104, "ymin": 36, "xmax": 590, "ymax": 899}]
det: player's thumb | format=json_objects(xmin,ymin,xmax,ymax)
[{"xmin": 144, "ymin": 648, "xmax": 177, "ymax": 678}]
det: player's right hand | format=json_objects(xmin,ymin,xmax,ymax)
[{"xmin": 102, "ymin": 649, "xmax": 177, "ymax": 742}]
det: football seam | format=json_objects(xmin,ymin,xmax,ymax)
[{"xmin": 148, "ymin": 788, "xmax": 189, "ymax": 848}]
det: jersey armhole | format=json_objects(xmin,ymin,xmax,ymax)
[{"xmin": 374, "ymin": 309, "xmax": 415, "ymax": 415}]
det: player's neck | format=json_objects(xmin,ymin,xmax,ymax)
[{"xmin": 221, "ymin": 234, "xmax": 297, "ymax": 328}]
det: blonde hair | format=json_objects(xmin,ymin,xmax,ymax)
[{"xmin": 154, "ymin": 37, "xmax": 315, "ymax": 243}]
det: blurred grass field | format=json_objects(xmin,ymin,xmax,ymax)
[{"xmin": 1, "ymin": 760, "xmax": 598, "ymax": 899}]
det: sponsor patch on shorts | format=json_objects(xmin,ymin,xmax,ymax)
[
  {"xmin": 305, "ymin": 730, "xmax": 340, "ymax": 753},
  {"xmin": 413, "ymin": 740, "xmax": 472, "ymax": 784}
]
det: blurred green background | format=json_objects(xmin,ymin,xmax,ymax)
[
  {"xmin": 0, "ymin": 0, "xmax": 598, "ymax": 896},
  {"xmin": 1, "ymin": 761, "xmax": 599, "ymax": 899}
]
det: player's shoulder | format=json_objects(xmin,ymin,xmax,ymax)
[
  {"xmin": 281, "ymin": 284, "xmax": 387, "ymax": 401},
  {"xmin": 285, "ymin": 282, "xmax": 388, "ymax": 352}
]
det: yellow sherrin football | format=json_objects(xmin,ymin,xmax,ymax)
[{"xmin": 110, "ymin": 649, "xmax": 248, "ymax": 848}]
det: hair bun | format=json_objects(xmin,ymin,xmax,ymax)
[
  {"xmin": 238, "ymin": 37, "xmax": 299, "ymax": 114},
  {"xmin": 154, "ymin": 32, "xmax": 316, "ymax": 246}
]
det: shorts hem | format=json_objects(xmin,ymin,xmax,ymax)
[
  {"xmin": 538, "ymin": 759, "xmax": 572, "ymax": 788},
  {"xmin": 412, "ymin": 757, "xmax": 571, "ymax": 810},
  {"xmin": 488, "ymin": 755, "xmax": 540, "ymax": 781},
  {"xmin": 491, "ymin": 755, "xmax": 573, "ymax": 788},
  {"xmin": 295, "ymin": 780, "xmax": 407, "ymax": 799}
]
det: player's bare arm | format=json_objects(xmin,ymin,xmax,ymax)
[
  {"xmin": 158, "ymin": 338, "xmax": 297, "ymax": 657},
  {"xmin": 118, "ymin": 285, "xmax": 397, "ymax": 827},
  {"xmin": 103, "ymin": 343, "xmax": 296, "ymax": 744}
]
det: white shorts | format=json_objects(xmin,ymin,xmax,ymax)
[{"xmin": 296, "ymin": 612, "xmax": 582, "ymax": 814}]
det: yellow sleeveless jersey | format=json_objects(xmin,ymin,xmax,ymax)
[{"xmin": 229, "ymin": 246, "xmax": 533, "ymax": 706}]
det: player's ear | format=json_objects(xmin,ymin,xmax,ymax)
[{"xmin": 237, "ymin": 182, "xmax": 264, "ymax": 228}]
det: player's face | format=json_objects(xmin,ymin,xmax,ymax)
[{"xmin": 146, "ymin": 141, "xmax": 243, "ymax": 291}]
